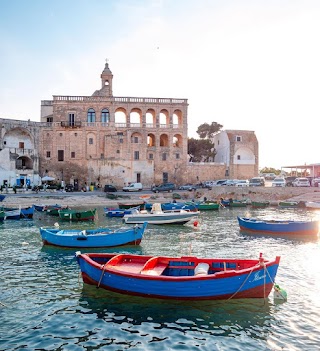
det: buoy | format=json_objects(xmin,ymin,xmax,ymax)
[
  {"xmin": 273, "ymin": 284, "xmax": 287, "ymax": 302},
  {"xmin": 193, "ymin": 220, "xmax": 199, "ymax": 227}
]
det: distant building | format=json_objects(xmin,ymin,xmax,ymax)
[{"xmin": 213, "ymin": 130, "xmax": 259, "ymax": 179}]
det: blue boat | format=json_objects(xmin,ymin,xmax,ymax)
[
  {"xmin": 2, "ymin": 207, "xmax": 21, "ymax": 220},
  {"xmin": 40, "ymin": 222, "xmax": 147, "ymax": 248},
  {"xmin": 20, "ymin": 206, "xmax": 34, "ymax": 219},
  {"xmin": 161, "ymin": 202, "xmax": 197, "ymax": 211},
  {"xmin": 0, "ymin": 194, "xmax": 5, "ymax": 202},
  {"xmin": 33, "ymin": 204, "xmax": 47, "ymax": 212},
  {"xmin": 104, "ymin": 206, "xmax": 141, "ymax": 218},
  {"xmin": 76, "ymin": 252, "xmax": 280, "ymax": 300},
  {"xmin": 237, "ymin": 216, "xmax": 320, "ymax": 237}
]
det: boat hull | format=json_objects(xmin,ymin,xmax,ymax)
[
  {"xmin": 238, "ymin": 216, "xmax": 319, "ymax": 236},
  {"xmin": 76, "ymin": 253, "xmax": 280, "ymax": 300},
  {"xmin": 58, "ymin": 209, "xmax": 97, "ymax": 221},
  {"xmin": 40, "ymin": 222, "xmax": 147, "ymax": 248},
  {"xmin": 123, "ymin": 211, "xmax": 199, "ymax": 225}
]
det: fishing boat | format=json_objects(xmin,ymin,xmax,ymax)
[
  {"xmin": 33, "ymin": 204, "xmax": 48, "ymax": 212},
  {"xmin": 278, "ymin": 201, "xmax": 299, "ymax": 208},
  {"xmin": 1, "ymin": 207, "xmax": 21, "ymax": 220},
  {"xmin": 161, "ymin": 202, "xmax": 198, "ymax": 211},
  {"xmin": 40, "ymin": 222, "xmax": 147, "ymax": 248},
  {"xmin": 20, "ymin": 206, "xmax": 34, "ymax": 219},
  {"xmin": 305, "ymin": 201, "xmax": 320, "ymax": 210},
  {"xmin": 104, "ymin": 206, "xmax": 140, "ymax": 218},
  {"xmin": 251, "ymin": 201, "xmax": 270, "ymax": 208},
  {"xmin": 45, "ymin": 204, "xmax": 65, "ymax": 216},
  {"xmin": 58, "ymin": 208, "xmax": 97, "ymax": 221},
  {"xmin": 123, "ymin": 203, "xmax": 199, "ymax": 225},
  {"xmin": 75, "ymin": 252, "xmax": 280, "ymax": 300},
  {"xmin": 237, "ymin": 216, "xmax": 320, "ymax": 236},
  {"xmin": 229, "ymin": 200, "xmax": 248, "ymax": 208},
  {"xmin": 195, "ymin": 202, "xmax": 220, "ymax": 211},
  {"xmin": 118, "ymin": 202, "xmax": 145, "ymax": 210},
  {"xmin": 0, "ymin": 194, "xmax": 5, "ymax": 202}
]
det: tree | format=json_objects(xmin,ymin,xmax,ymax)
[
  {"xmin": 196, "ymin": 122, "xmax": 223, "ymax": 139},
  {"xmin": 188, "ymin": 121, "xmax": 223, "ymax": 162}
]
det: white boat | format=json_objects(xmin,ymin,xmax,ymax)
[
  {"xmin": 305, "ymin": 201, "xmax": 320, "ymax": 209},
  {"xmin": 123, "ymin": 203, "xmax": 200, "ymax": 225}
]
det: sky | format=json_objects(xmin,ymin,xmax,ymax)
[{"xmin": 1, "ymin": 0, "xmax": 320, "ymax": 170}]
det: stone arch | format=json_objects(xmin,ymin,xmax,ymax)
[
  {"xmin": 3, "ymin": 127, "xmax": 34, "ymax": 149},
  {"xmin": 146, "ymin": 109, "xmax": 156, "ymax": 126},
  {"xmin": 130, "ymin": 108, "xmax": 142, "ymax": 126},
  {"xmin": 159, "ymin": 109, "xmax": 169, "ymax": 126},
  {"xmin": 115, "ymin": 107, "xmax": 127, "ymax": 124},
  {"xmin": 173, "ymin": 109, "xmax": 183, "ymax": 127},
  {"xmin": 131, "ymin": 131, "xmax": 143, "ymax": 144},
  {"xmin": 160, "ymin": 133, "xmax": 169, "ymax": 147},
  {"xmin": 147, "ymin": 133, "xmax": 156, "ymax": 147},
  {"xmin": 16, "ymin": 155, "xmax": 33, "ymax": 170},
  {"xmin": 173, "ymin": 133, "xmax": 183, "ymax": 147},
  {"xmin": 233, "ymin": 146, "xmax": 255, "ymax": 164}
]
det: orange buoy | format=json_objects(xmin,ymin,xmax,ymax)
[{"xmin": 193, "ymin": 220, "xmax": 199, "ymax": 227}]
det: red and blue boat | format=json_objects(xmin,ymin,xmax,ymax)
[
  {"xmin": 76, "ymin": 252, "xmax": 280, "ymax": 300},
  {"xmin": 238, "ymin": 216, "xmax": 319, "ymax": 237}
]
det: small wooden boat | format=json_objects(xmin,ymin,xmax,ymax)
[
  {"xmin": 123, "ymin": 203, "xmax": 199, "ymax": 225},
  {"xmin": 184, "ymin": 201, "xmax": 220, "ymax": 211},
  {"xmin": 33, "ymin": 204, "xmax": 48, "ymax": 212},
  {"xmin": 278, "ymin": 201, "xmax": 299, "ymax": 208},
  {"xmin": 237, "ymin": 216, "xmax": 320, "ymax": 236},
  {"xmin": 20, "ymin": 206, "xmax": 34, "ymax": 219},
  {"xmin": 229, "ymin": 200, "xmax": 248, "ymax": 208},
  {"xmin": 104, "ymin": 206, "xmax": 140, "ymax": 218},
  {"xmin": 76, "ymin": 252, "xmax": 280, "ymax": 300},
  {"xmin": 58, "ymin": 208, "xmax": 97, "ymax": 221},
  {"xmin": 40, "ymin": 222, "xmax": 147, "ymax": 248},
  {"xmin": 45, "ymin": 204, "xmax": 65, "ymax": 216},
  {"xmin": 305, "ymin": 201, "xmax": 320, "ymax": 210},
  {"xmin": 118, "ymin": 202, "xmax": 145, "ymax": 210},
  {"xmin": 251, "ymin": 201, "xmax": 270, "ymax": 208},
  {"xmin": 2, "ymin": 207, "xmax": 21, "ymax": 220},
  {"xmin": 161, "ymin": 202, "xmax": 198, "ymax": 211}
]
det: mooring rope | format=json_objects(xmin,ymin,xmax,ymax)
[{"xmin": 227, "ymin": 266, "xmax": 255, "ymax": 300}]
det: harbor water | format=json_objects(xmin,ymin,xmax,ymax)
[{"xmin": 1, "ymin": 205, "xmax": 320, "ymax": 351}]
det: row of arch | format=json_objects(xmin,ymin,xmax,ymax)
[{"xmin": 85, "ymin": 108, "xmax": 184, "ymax": 125}]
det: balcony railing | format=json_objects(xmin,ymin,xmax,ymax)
[
  {"xmin": 53, "ymin": 95, "xmax": 188, "ymax": 105},
  {"xmin": 61, "ymin": 121, "xmax": 82, "ymax": 128}
]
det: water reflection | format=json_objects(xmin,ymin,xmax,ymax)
[{"xmin": 78, "ymin": 284, "xmax": 276, "ymax": 341}]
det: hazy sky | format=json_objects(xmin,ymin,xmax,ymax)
[{"xmin": 1, "ymin": 0, "xmax": 319, "ymax": 169}]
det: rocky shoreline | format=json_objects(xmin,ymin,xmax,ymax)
[{"xmin": 1, "ymin": 186, "xmax": 320, "ymax": 208}]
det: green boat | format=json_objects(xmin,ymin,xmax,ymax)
[
  {"xmin": 58, "ymin": 208, "xmax": 97, "ymax": 221},
  {"xmin": 278, "ymin": 201, "xmax": 299, "ymax": 207},
  {"xmin": 196, "ymin": 202, "xmax": 220, "ymax": 210},
  {"xmin": 229, "ymin": 200, "xmax": 248, "ymax": 208},
  {"xmin": 251, "ymin": 201, "xmax": 270, "ymax": 208}
]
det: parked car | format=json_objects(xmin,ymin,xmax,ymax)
[
  {"xmin": 235, "ymin": 179, "xmax": 249, "ymax": 187},
  {"xmin": 65, "ymin": 184, "xmax": 74, "ymax": 192},
  {"xmin": 272, "ymin": 177, "xmax": 286, "ymax": 187},
  {"xmin": 225, "ymin": 180, "xmax": 239, "ymax": 186},
  {"xmin": 285, "ymin": 176, "xmax": 297, "ymax": 187},
  {"xmin": 178, "ymin": 184, "xmax": 197, "ymax": 191},
  {"xmin": 151, "ymin": 183, "xmax": 176, "ymax": 193},
  {"xmin": 104, "ymin": 184, "xmax": 117, "ymax": 192},
  {"xmin": 211, "ymin": 179, "xmax": 228, "ymax": 186},
  {"xmin": 122, "ymin": 182, "xmax": 143, "ymax": 192},
  {"xmin": 249, "ymin": 177, "xmax": 265, "ymax": 187},
  {"xmin": 292, "ymin": 177, "xmax": 310, "ymax": 187},
  {"xmin": 311, "ymin": 178, "xmax": 320, "ymax": 187}
]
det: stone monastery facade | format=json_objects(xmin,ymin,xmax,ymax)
[{"xmin": 0, "ymin": 61, "xmax": 259, "ymax": 189}]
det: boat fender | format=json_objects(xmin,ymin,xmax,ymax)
[
  {"xmin": 194, "ymin": 262, "xmax": 210, "ymax": 276},
  {"xmin": 80, "ymin": 230, "xmax": 87, "ymax": 236},
  {"xmin": 75, "ymin": 212, "xmax": 81, "ymax": 219},
  {"xmin": 274, "ymin": 284, "xmax": 287, "ymax": 301}
]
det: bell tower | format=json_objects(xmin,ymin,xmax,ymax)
[{"xmin": 93, "ymin": 59, "xmax": 113, "ymax": 97}]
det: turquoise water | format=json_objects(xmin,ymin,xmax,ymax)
[{"xmin": 1, "ymin": 206, "xmax": 320, "ymax": 351}]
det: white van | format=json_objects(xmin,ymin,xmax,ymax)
[{"xmin": 122, "ymin": 182, "xmax": 143, "ymax": 192}]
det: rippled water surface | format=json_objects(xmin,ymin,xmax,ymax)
[{"xmin": 1, "ymin": 206, "xmax": 320, "ymax": 350}]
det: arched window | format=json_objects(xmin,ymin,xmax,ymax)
[
  {"xmin": 87, "ymin": 108, "xmax": 96, "ymax": 123},
  {"xmin": 101, "ymin": 109, "xmax": 109, "ymax": 123}
]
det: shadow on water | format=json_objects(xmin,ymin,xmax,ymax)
[{"xmin": 77, "ymin": 284, "xmax": 276, "ymax": 340}]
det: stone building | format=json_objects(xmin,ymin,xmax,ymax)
[
  {"xmin": 39, "ymin": 61, "xmax": 189, "ymax": 189},
  {"xmin": 0, "ymin": 118, "xmax": 41, "ymax": 188},
  {"xmin": 213, "ymin": 130, "xmax": 259, "ymax": 179}
]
